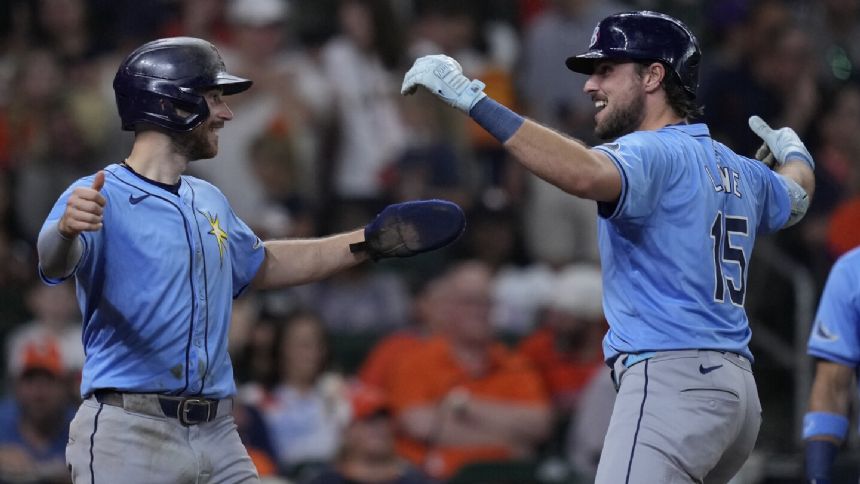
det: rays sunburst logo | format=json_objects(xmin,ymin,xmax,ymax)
[{"xmin": 199, "ymin": 210, "xmax": 228, "ymax": 265}]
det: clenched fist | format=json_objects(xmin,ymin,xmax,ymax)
[
  {"xmin": 58, "ymin": 170, "xmax": 106, "ymax": 238},
  {"xmin": 401, "ymin": 54, "xmax": 486, "ymax": 113}
]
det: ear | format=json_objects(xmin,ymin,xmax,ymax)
[{"xmin": 642, "ymin": 62, "xmax": 666, "ymax": 94}]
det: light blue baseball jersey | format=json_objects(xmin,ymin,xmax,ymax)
[
  {"xmin": 594, "ymin": 123, "xmax": 791, "ymax": 362},
  {"xmin": 39, "ymin": 163, "xmax": 265, "ymax": 399},
  {"xmin": 807, "ymin": 247, "xmax": 860, "ymax": 366}
]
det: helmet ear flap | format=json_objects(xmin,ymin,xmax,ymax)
[
  {"xmin": 157, "ymin": 98, "xmax": 201, "ymax": 124},
  {"xmin": 116, "ymin": 82, "xmax": 209, "ymax": 132}
]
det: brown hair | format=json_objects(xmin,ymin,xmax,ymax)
[{"xmin": 636, "ymin": 62, "xmax": 704, "ymax": 119}]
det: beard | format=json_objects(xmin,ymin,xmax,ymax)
[
  {"xmin": 594, "ymin": 90, "xmax": 646, "ymax": 140},
  {"xmin": 172, "ymin": 122, "xmax": 218, "ymax": 160}
]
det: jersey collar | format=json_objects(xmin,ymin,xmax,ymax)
[
  {"xmin": 662, "ymin": 122, "xmax": 710, "ymax": 137},
  {"xmin": 107, "ymin": 163, "xmax": 185, "ymax": 198}
]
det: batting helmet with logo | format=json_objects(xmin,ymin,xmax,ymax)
[
  {"xmin": 565, "ymin": 11, "xmax": 701, "ymax": 98},
  {"xmin": 113, "ymin": 37, "xmax": 252, "ymax": 132}
]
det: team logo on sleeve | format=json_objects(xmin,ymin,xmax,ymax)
[
  {"xmin": 198, "ymin": 210, "xmax": 228, "ymax": 265},
  {"xmin": 813, "ymin": 320, "xmax": 840, "ymax": 342}
]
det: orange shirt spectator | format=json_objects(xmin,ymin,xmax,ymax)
[
  {"xmin": 388, "ymin": 336, "xmax": 550, "ymax": 479},
  {"xmin": 359, "ymin": 269, "xmax": 457, "ymax": 395},
  {"xmin": 518, "ymin": 326, "xmax": 605, "ymax": 409},
  {"xmin": 827, "ymin": 196, "xmax": 860, "ymax": 257},
  {"xmin": 359, "ymin": 331, "xmax": 426, "ymax": 393},
  {"xmin": 518, "ymin": 264, "xmax": 607, "ymax": 412}
]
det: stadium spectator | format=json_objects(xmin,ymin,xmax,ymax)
[
  {"xmin": 241, "ymin": 311, "xmax": 350, "ymax": 479},
  {"xmin": 0, "ymin": 338, "xmax": 75, "ymax": 484},
  {"xmin": 457, "ymin": 202, "xmax": 555, "ymax": 335},
  {"xmin": 516, "ymin": 264, "xmax": 612, "ymax": 477},
  {"xmin": 308, "ymin": 383, "xmax": 431, "ymax": 484},
  {"xmin": 248, "ymin": 131, "xmax": 317, "ymax": 240},
  {"xmin": 387, "ymin": 260, "xmax": 551, "ymax": 480},
  {"xmin": 358, "ymin": 270, "xmax": 453, "ymax": 394},
  {"xmin": 517, "ymin": 264, "xmax": 606, "ymax": 413},
  {"xmin": 5, "ymin": 282, "xmax": 83, "ymax": 389},
  {"xmin": 317, "ymin": 0, "xmax": 408, "ymax": 208}
]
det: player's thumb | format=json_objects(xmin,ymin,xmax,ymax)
[
  {"xmin": 748, "ymin": 115, "xmax": 773, "ymax": 140},
  {"xmin": 91, "ymin": 170, "xmax": 105, "ymax": 191}
]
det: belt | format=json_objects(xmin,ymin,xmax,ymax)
[{"xmin": 94, "ymin": 390, "xmax": 231, "ymax": 426}]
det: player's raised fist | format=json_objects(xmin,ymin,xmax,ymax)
[
  {"xmin": 401, "ymin": 54, "xmax": 487, "ymax": 113},
  {"xmin": 58, "ymin": 170, "xmax": 107, "ymax": 238}
]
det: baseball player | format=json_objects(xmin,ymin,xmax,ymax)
[
  {"xmin": 803, "ymin": 246, "xmax": 860, "ymax": 484},
  {"xmin": 401, "ymin": 10, "xmax": 816, "ymax": 484},
  {"xmin": 36, "ymin": 37, "xmax": 465, "ymax": 484}
]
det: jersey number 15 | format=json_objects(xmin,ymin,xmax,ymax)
[{"xmin": 710, "ymin": 211, "xmax": 749, "ymax": 306}]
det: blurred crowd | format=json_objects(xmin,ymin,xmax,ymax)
[{"xmin": 0, "ymin": 0, "xmax": 858, "ymax": 482}]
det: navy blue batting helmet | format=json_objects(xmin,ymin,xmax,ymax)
[
  {"xmin": 113, "ymin": 37, "xmax": 252, "ymax": 132},
  {"xmin": 566, "ymin": 11, "xmax": 701, "ymax": 98}
]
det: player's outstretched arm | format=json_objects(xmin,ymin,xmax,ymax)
[
  {"xmin": 252, "ymin": 200, "xmax": 465, "ymax": 289},
  {"xmin": 252, "ymin": 229, "xmax": 368, "ymax": 288},
  {"xmin": 401, "ymin": 55, "xmax": 621, "ymax": 202},
  {"xmin": 505, "ymin": 120, "xmax": 622, "ymax": 201},
  {"xmin": 38, "ymin": 171, "xmax": 106, "ymax": 280},
  {"xmin": 803, "ymin": 360, "xmax": 853, "ymax": 484}
]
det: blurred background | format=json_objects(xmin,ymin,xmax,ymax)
[{"xmin": 0, "ymin": 0, "xmax": 858, "ymax": 482}]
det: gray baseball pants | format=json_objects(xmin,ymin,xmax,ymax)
[
  {"xmin": 66, "ymin": 395, "xmax": 260, "ymax": 483},
  {"xmin": 595, "ymin": 350, "xmax": 761, "ymax": 484}
]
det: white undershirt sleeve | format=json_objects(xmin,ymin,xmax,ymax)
[{"xmin": 37, "ymin": 222, "xmax": 83, "ymax": 280}]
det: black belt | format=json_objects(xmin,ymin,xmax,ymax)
[{"xmin": 94, "ymin": 390, "xmax": 225, "ymax": 426}]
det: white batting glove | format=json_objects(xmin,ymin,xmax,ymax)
[
  {"xmin": 748, "ymin": 115, "xmax": 814, "ymax": 170},
  {"xmin": 401, "ymin": 54, "xmax": 487, "ymax": 113}
]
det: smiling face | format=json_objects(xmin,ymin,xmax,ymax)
[
  {"xmin": 172, "ymin": 88, "xmax": 233, "ymax": 160},
  {"xmin": 583, "ymin": 60, "xmax": 648, "ymax": 140}
]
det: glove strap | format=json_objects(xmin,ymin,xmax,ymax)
[{"xmin": 349, "ymin": 241, "xmax": 368, "ymax": 254}]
